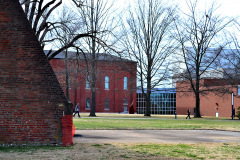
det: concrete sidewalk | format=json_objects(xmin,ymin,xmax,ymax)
[{"xmin": 74, "ymin": 130, "xmax": 240, "ymax": 144}]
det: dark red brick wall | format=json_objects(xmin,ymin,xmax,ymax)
[
  {"xmin": 50, "ymin": 59, "xmax": 137, "ymax": 113},
  {"xmin": 0, "ymin": 0, "xmax": 69, "ymax": 146},
  {"xmin": 176, "ymin": 79, "xmax": 239, "ymax": 117}
]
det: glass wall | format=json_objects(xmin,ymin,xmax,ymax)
[{"xmin": 137, "ymin": 88, "xmax": 176, "ymax": 115}]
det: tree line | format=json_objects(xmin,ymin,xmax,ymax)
[{"xmin": 19, "ymin": 0, "xmax": 239, "ymax": 117}]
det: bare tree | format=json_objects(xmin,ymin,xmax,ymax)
[
  {"xmin": 53, "ymin": 5, "xmax": 80, "ymax": 101},
  {"xmin": 74, "ymin": 0, "xmax": 116, "ymax": 116},
  {"xmin": 217, "ymin": 20, "xmax": 240, "ymax": 81},
  {"xmin": 173, "ymin": 0, "xmax": 233, "ymax": 117},
  {"xmin": 19, "ymin": 0, "xmax": 94, "ymax": 60},
  {"xmin": 121, "ymin": 0, "xmax": 177, "ymax": 116}
]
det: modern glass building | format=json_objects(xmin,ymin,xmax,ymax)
[{"xmin": 137, "ymin": 88, "xmax": 176, "ymax": 115}]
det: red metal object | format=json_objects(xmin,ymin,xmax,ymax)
[
  {"xmin": 72, "ymin": 124, "xmax": 75, "ymax": 137},
  {"xmin": 62, "ymin": 115, "xmax": 73, "ymax": 146}
]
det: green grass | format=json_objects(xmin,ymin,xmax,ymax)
[
  {"xmin": 91, "ymin": 144, "xmax": 102, "ymax": 147},
  {"xmin": 0, "ymin": 145, "xmax": 72, "ymax": 153},
  {"xmin": 1, "ymin": 113, "xmax": 239, "ymax": 160},
  {"xmin": 122, "ymin": 143, "xmax": 240, "ymax": 160},
  {"xmin": 72, "ymin": 113, "xmax": 240, "ymax": 159},
  {"xmin": 73, "ymin": 113, "xmax": 240, "ymax": 131}
]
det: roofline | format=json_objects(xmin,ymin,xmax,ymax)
[{"xmin": 45, "ymin": 50, "xmax": 137, "ymax": 63}]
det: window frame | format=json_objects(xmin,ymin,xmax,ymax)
[
  {"xmin": 86, "ymin": 75, "xmax": 90, "ymax": 89},
  {"xmin": 238, "ymin": 85, "xmax": 240, "ymax": 95},
  {"xmin": 123, "ymin": 77, "xmax": 128, "ymax": 90},
  {"xmin": 86, "ymin": 98, "xmax": 90, "ymax": 110},
  {"xmin": 104, "ymin": 98, "xmax": 109, "ymax": 110},
  {"xmin": 105, "ymin": 76, "xmax": 109, "ymax": 90},
  {"xmin": 123, "ymin": 98, "xmax": 128, "ymax": 105}
]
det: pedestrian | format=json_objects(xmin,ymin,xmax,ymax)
[
  {"xmin": 186, "ymin": 108, "xmax": 191, "ymax": 119},
  {"xmin": 73, "ymin": 103, "xmax": 80, "ymax": 118}
]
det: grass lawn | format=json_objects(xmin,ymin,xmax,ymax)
[
  {"xmin": 74, "ymin": 113, "xmax": 240, "ymax": 159},
  {"xmin": 1, "ymin": 143, "xmax": 240, "ymax": 160},
  {"xmin": 1, "ymin": 113, "xmax": 239, "ymax": 160},
  {"xmin": 73, "ymin": 113, "xmax": 240, "ymax": 131},
  {"xmin": 119, "ymin": 143, "xmax": 240, "ymax": 160}
]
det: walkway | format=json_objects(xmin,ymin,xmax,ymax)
[{"xmin": 74, "ymin": 130, "xmax": 240, "ymax": 144}]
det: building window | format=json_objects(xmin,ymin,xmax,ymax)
[
  {"xmin": 124, "ymin": 77, "xmax": 128, "ymax": 90},
  {"xmin": 136, "ymin": 91, "xmax": 176, "ymax": 115},
  {"xmin": 123, "ymin": 98, "xmax": 128, "ymax": 105},
  {"xmin": 105, "ymin": 98, "xmax": 109, "ymax": 110},
  {"xmin": 238, "ymin": 85, "xmax": 240, "ymax": 95},
  {"xmin": 86, "ymin": 75, "xmax": 90, "ymax": 89},
  {"xmin": 105, "ymin": 76, "xmax": 109, "ymax": 90},
  {"xmin": 123, "ymin": 98, "xmax": 128, "ymax": 112},
  {"xmin": 86, "ymin": 98, "xmax": 90, "ymax": 110}
]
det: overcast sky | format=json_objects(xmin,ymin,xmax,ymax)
[{"xmin": 112, "ymin": 0, "xmax": 240, "ymax": 17}]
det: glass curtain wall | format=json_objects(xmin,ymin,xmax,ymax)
[{"xmin": 137, "ymin": 88, "xmax": 176, "ymax": 114}]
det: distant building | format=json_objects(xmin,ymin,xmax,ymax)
[
  {"xmin": 49, "ymin": 51, "xmax": 137, "ymax": 113},
  {"xmin": 137, "ymin": 88, "xmax": 176, "ymax": 114},
  {"xmin": 172, "ymin": 48, "xmax": 240, "ymax": 87},
  {"xmin": 176, "ymin": 78, "xmax": 239, "ymax": 117}
]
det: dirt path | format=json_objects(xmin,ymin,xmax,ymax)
[{"xmin": 74, "ymin": 129, "xmax": 240, "ymax": 144}]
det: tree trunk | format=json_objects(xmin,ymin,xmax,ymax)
[
  {"xmin": 145, "ymin": 92, "xmax": 151, "ymax": 116},
  {"xmin": 89, "ymin": 57, "xmax": 96, "ymax": 117},
  {"xmin": 90, "ymin": 57, "xmax": 96, "ymax": 116},
  {"xmin": 89, "ymin": 0, "xmax": 96, "ymax": 117},
  {"xmin": 90, "ymin": 88, "xmax": 96, "ymax": 116},
  {"xmin": 65, "ymin": 50, "xmax": 70, "ymax": 101},
  {"xmin": 74, "ymin": 84, "xmax": 77, "ymax": 106},
  {"xmin": 195, "ymin": 92, "xmax": 201, "ymax": 117},
  {"xmin": 144, "ymin": 77, "xmax": 151, "ymax": 116},
  {"xmin": 195, "ymin": 70, "xmax": 201, "ymax": 117}
]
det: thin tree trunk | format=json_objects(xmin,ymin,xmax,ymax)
[
  {"xmin": 195, "ymin": 92, "xmax": 201, "ymax": 117},
  {"xmin": 145, "ymin": 93, "xmax": 151, "ymax": 116},
  {"xmin": 90, "ymin": 61, "xmax": 96, "ymax": 116},
  {"xmin": 195, "ymin": 67, "xmax": 201, "ymax": 117},
  {"xmin": 89, "ymin": 0, "xmax": 96, "ymax": 116},
  {"xmin": 65, "ymin": 50, "xmax": 70, "ymax": 101},
  {"xmin": 145, "ymin": 77, "xmax": 151, "ymax": 116},
  {"xmin": 90, "ymin": 88, "xmax": 96, "ymax": 116}
]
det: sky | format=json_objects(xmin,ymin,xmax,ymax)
[
  {"xmin": 214, "ymin": 0, "xmax": 240, "ymax": 17},
  {"xmin": 112, "ymin": 0, "xmax": 240, "ymax": 18},
  {"xmin": 62, "ymin": 0, "xmax": 240, "ymax": 88}
]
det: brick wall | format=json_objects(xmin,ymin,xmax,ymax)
[
  {"xmin": 0, "ymin": 0, "xmax": 69, "ymax": 146},
  {"xmin": 176, "ymin": 79, "xmax": 239, "ymax": 117},
  {"xmin": 50, "ymin": 59, "xmax": 137, "ymax": 113}
]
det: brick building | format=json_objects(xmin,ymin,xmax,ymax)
[
  {"xmin": 176, "ymin": 79, "xmax": 239, "ymax": 117},
  {"xmin": 49, "ymin": 52, "xmax": 137, "ymax": 113},
  {"xmin": 0, "ymin": 0, "xmax": 71, "ymax": 146}
]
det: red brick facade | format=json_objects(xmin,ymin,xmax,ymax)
[
  {"xmin": 176, "ymin": 79, "xmax": 239, "ymax": 117},
  {"xmin": 50, "ymin": 57, "xmax": 137, "ymax": 113},
  {"xmin": 0, "ymin": 0, "xmax": 69, "ymax": 146}
]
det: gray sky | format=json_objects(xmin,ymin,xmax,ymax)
[{"xmin": 113, "ymin": 0, "xmax": 240, "ymax": 17}]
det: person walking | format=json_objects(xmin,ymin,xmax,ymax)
[
  {"xmin": 186, "ymin": 108, "xmax": 191, "ymax": 119},
  {"xmin": 73, "ymin": 103, "xmax": 80, "ymax": 118}
]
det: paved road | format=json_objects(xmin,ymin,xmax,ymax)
[{"xmin": 74, "ymin": 130, "xmax": 240, "ymax": 144}]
